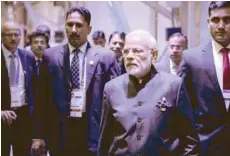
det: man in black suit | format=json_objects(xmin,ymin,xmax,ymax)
[
  {"xmin": 30, "ymin": 31, "xmax": 49, "ymax": 155},
  {"xmin": 34, "ymin": 6, "xmax": 120, "ymax": 156},
  {"xmin": 1, "ymin": 21, "xmax": 35, "ymax": 156},
  {"xmin": 179, "ymin": 1, "xmax": 230, "ymax": 155},
  {"xmin": 155, "ymin": 32, "xmax": 187, "ymax": 75},
  {"xmin": 98, "ymin": 30, "xmax": 199, "ymax": 156}
]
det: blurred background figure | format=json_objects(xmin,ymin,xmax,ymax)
[
  {"xmin": 108, "ymin": 31, "xmax": 126, "ymax": 74},
  {"xmin": 155, "ymin": 32, "xmax": 187, "ymax": 75},
  {"xmin": 25, "ymin": 24, "xmax": 51, "ymax": 52},
  {"xmin": 92, "ymin": 30, "xmax": 106, "ymax": 47},
  {"xmin": 36, "ymin": 24, "xmax": 51, "ymax": 48},
  {"xmin": 30, "ymin": 31, "xmax": 48, "ymax": 74}
]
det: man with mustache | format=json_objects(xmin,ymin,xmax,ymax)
[
  {"xmin": 34, "ymin": 6, "xmax": 120, "ymax": 156},
  {"xmin": 30, "ymin": 31, "xmax": 48, "ymax": 75},
  {"xmin": 155, "ymin": 32, "xmax": 187, "ymax": 76},
  {"xmin": 1, "ymin": 21, "xmax": 35, "ymax": 156},
  {"xmin": 98, "ymin": 30, "xmax": 199, "ymax": 156},
  {"xmin": 178, "ymin": 1, "xmax": 230, "ymax": 155}
]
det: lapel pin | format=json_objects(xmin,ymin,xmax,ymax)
[{"xmin": 89, "ymin": 61, "xmax": 94, "ymax": 66}]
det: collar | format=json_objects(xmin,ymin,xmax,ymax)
[
  {"xmin": 68, "ymin": 42, "xmax": 88, "ymax": 54},
  {"xmin": 35, "ymin": 56, "xmax": 42, "ymax": 61},
  {"xmin": 129, "ymin": 65, "xmax": 156, "ymax": 85},
  {"xmin": 2, "ymin": 44, "xmax": 19, "ymax": 58},
  {"xmin": 169, "ymin": 59, "xmax": 180, "ymax": 69},
  {"xmin": 117, "ymin": 56, "xmax": 123, "ymax": 63},
  {"xmin": 212, "ymin": 40, "xmax": 230, "ymax": 54}
]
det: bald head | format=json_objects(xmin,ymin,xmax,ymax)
[
  {"xmin": 2, "ymin": 21, "xmax": 21, "ymax": 52},
  {"xmin": 123, "ymin": 29, "xmax": 158, "ymax": 78},
  {"xmin": 2, "ymin": 21, "xmax": 21, "ymax": 32}
]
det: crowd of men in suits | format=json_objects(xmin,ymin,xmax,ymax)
[{"xmin": 1, "ymin": 1, "xmax": 230, "ymax": 156}]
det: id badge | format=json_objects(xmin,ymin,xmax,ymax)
[
  {"xmin": 223, "ymin": 90, "xmax": 230, "ymax": 110},
  {"xmin": 70, "ymin": 90, "xmax": 83, "ymax": 118},
  {"xmin": 10, "ymin": 86, "xmax": 22, "ymax": 108}
]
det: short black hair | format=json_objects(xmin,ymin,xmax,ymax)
[
  {"xmin": 108, "ymin": 31, "xmax": 126, "ymax": 43},
  {"xmin": 66, "ymin": 6, "xmax": 91, "ymax": 25},
  {"xmin": 168, "ymin": 32, "xmax": 188, "ymax": 47},
  {"xmin": 209, "ymin": 1, "xmax": 230, "ymax": 16},
  {"xmin": 30, "ymin": 31, "xmax": 49, "ymax": 44},
  {"xmin": 92, "ymin": 30, "xmax": 105, "ymax": 40}
]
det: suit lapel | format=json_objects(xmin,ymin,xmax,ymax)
[
  {"xmin": 18, "ymin": 49, "xmax": 28, "ymax": 87},
  {"xmin": 202, "ymin": 42, "xmax": 223, "ymax": 96},
  {"xmin": 58, "ymin": 44, "xmax": 72, "ymax": 88},
  {"xmin": 85, "ymin": 43, "xmax": 99, "ymax": 91},
  {"xmin": 18, "ymin": 49, "xmax": 27, "ymax": 74}
]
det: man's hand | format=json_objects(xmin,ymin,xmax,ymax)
[
  {"xmin": 1, "ymin": 110, "xmax": 17, "ymax": 125},
  {"xmin": 31, "ymin": 139, "xmax": 46, "ymax": 156}
]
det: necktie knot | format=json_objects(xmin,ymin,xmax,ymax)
[
  {"xmin": 220, "ymin": 48, "xmax": 230, "ymax": 54},
  {"xmin": 36, "ymin": 60, "xmax": 42, "ymax": 65},
  {"xmin": 10, "ymin": 53, "xmax": 16, "ymax": 59},
  {"xmin": 73, "ymin": 49, "xmax": 80, "ymax": 55}
]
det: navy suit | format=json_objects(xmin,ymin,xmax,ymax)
[
  {"xmin": 1, "ymin": 48, "xmax": 35, "ymax": 156},
  {"xmin": 178, "ymin": 41, "xmax": 230, "ymax": 155},
  {"xmin": 36, "ymin": 43, "xmax": 120, "ymax": 155}
]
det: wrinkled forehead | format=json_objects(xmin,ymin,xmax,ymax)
[
  {"xmin": 2, "ymin": 22, "xmax": 21, "ymax": 33},
  {"xmin": 124, "ymin": 35, "xmax": 149, "ymax": 50},
  {"xmin": 169, "ymin": 36, "xmax": 186, "ymax": 45}
]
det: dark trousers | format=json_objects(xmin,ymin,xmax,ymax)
[
  {"xmin": 1, "ymin": 106, "xmax": 32, "ymax": 156},
  {"xmin": 47, "ymin": 113, "xmax": 96, "ymax": 156}
]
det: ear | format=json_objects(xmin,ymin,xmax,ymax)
[
  {"xmin": 207, "ymin": 17, "xmax": 210, "ymax": 28},
  {"xmin": 88, "ymin": 25, "xmax": 92, "ymax": 35},
  {"xmin": 151, "ymin": 49, "xmax": 158, "ymax": 64}
]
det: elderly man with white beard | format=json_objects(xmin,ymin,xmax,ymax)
[{"xmin": 98, "ymin": 30, "xmax": 200, "ymax": 156}]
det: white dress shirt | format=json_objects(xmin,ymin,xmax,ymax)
[
  {"xmin": 2, "ymin": 44, "xmax": 26, "ymax": 107},
  {"xmin": 212, "ymin": 40, "xmax": 230, "ymax": 110},
  {"xmin": 69, "ymin": 42, "xmax": 88, "ymax": 86},
  {"xmin": 169, "ymin": 59, "xmax": 180, "ymax": 75}
]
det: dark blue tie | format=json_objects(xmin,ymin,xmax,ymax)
[
  {"xmin": 36, "ymin": 60, "xmax": 42, "ymax": 75},
  {"xmin": 70, "ymin": 49, "xmax": 80, "ymax": 89}
]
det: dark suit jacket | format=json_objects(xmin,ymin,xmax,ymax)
[
  {"xmin": 1, "ymin": 48, "xmax": 35, "ymax": 111},
  {"xmin": 178, "ymin": 41, "xmax": 230, "ymax": 155},
  {"xmin": 35, "ymin": 43, "xmax": 120, "ymax": 152},
  {"xmin": 155, "ymin": 57, "xmax": 180, "ymax": 76},
  {"xmin": 98, "ymin": 68, "xmax": 200, "ymax": 156},
  {"xmin": 118, "ymin": 58, "xmax": 126, "ymax": 75}
]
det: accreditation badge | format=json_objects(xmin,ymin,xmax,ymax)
[
  {"xmin": 10, "ymin": 86, "xmax": 23, "ymax": 108},
  {"xmin": 223, "ymin": 90, "xmax": 230, "ymax": 110},
  {"xmin": 70, "ymin": 90, "xmax": 83, "ymax": 118}
]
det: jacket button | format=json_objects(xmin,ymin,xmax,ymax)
[
  {"xmin": 137, "ymin": 135, "xmax": 141, "ymax": 140},
  {"xmin": 138, "ymin": 118, "xmax": 142, "ymax": 122},
  {"xmin": 138, "ymin": 102, "xmax": 142, "ymax": 106}
]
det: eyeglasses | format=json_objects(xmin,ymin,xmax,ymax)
[
  {"xmin": 169, "ymin": 45, "xmax": 184, "ymax": 50},
  {"xmin": 122, "ymin": 48, "xmax": 153, "ymax": 57},
  {"xmin": 3, "ymin": 33, "xmax": 21, "ymax": 38},
  {"xmin": 122, "ymin": 48, "xmax": 144, "ymax": 57}
]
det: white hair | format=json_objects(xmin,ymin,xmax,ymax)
[{"xmin": 126, "ymin": 29, "xmax": 157, "ymax": 49}]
